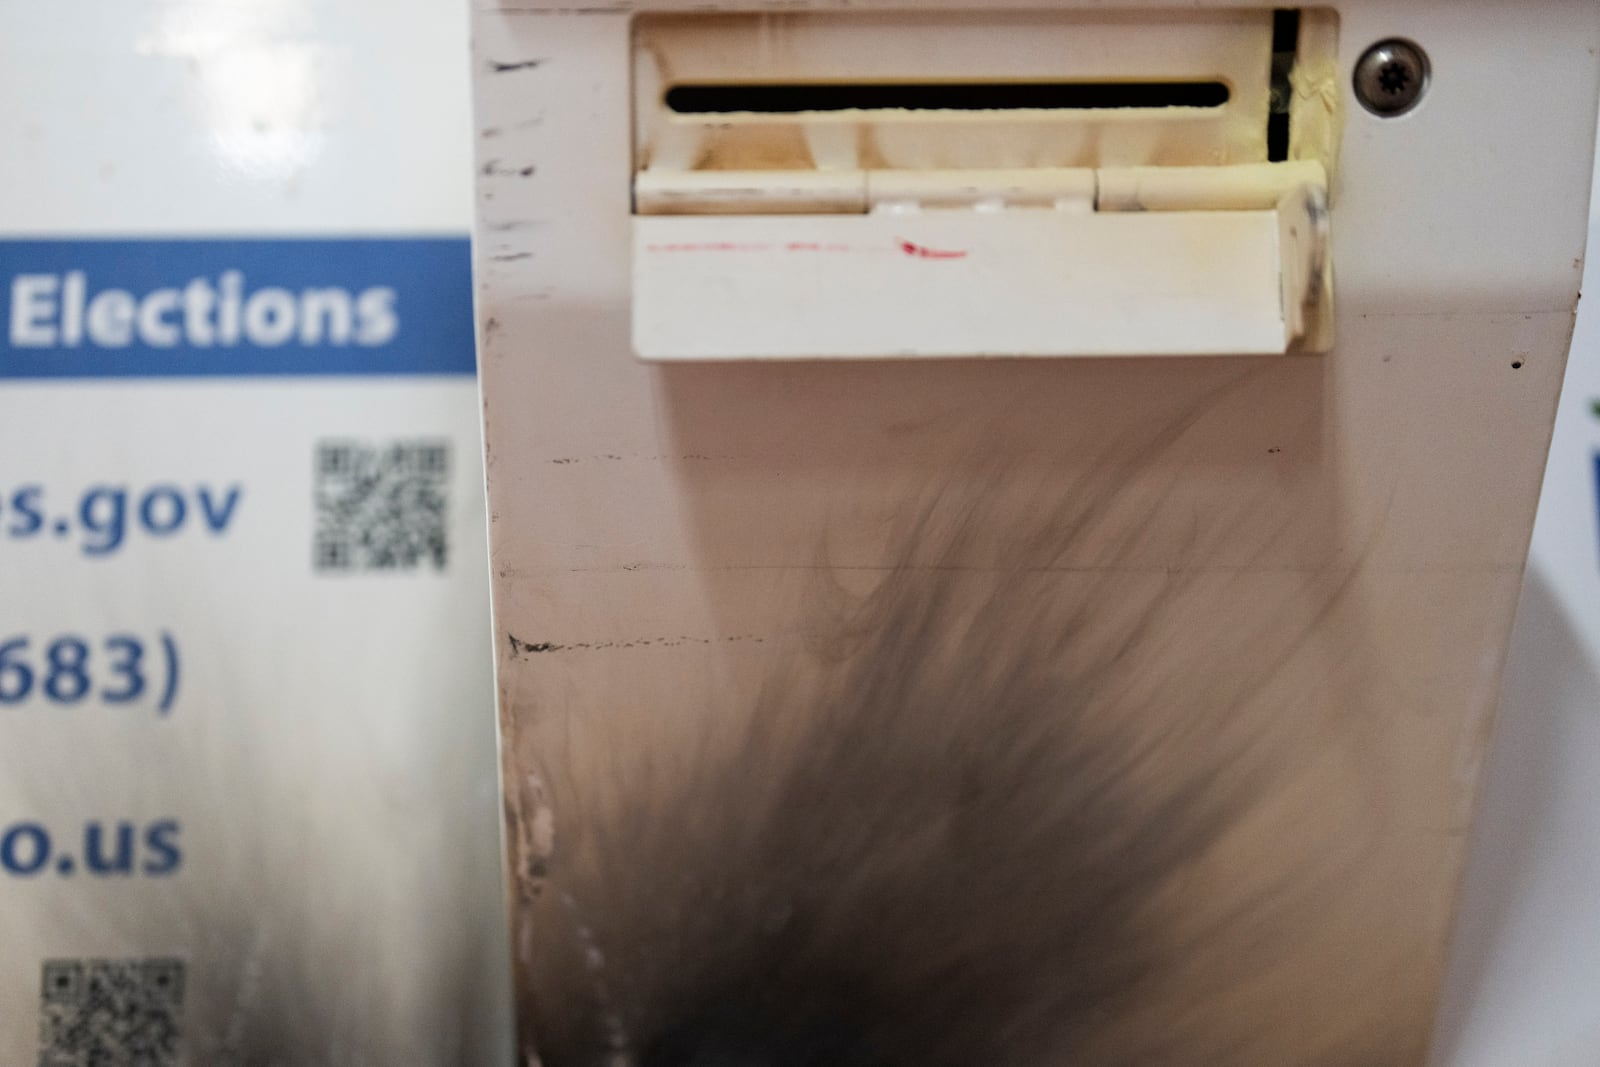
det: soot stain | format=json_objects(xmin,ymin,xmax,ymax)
[{"xmin": 516, "ymin": 392, "xmax": 1381, "ymax": 1066}]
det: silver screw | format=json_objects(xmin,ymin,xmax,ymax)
[{"xmin": 1354, "ymin": 39, "xmax": 1429, "ymax": 116}]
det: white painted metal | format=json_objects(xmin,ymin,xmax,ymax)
[{"xmin": 471, "ymin": 2, "xmax": 1600, "ymax": 1064}]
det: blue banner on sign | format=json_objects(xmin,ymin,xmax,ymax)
[{"xmin": 0, "ymin": 238, "xmax": 474, "ymax": 378}]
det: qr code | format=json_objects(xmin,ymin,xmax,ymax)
[
  {"xmin": 314, "ymin": 439, "xmax": 450, "ymax": 572},
  {"xmin": 39, "ymin": 958, "xmax": 184, "ymax": 1067}
]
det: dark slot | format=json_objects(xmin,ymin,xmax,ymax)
[
  {"xmin": 1267, "ymin": 9, "xmax": 1301, "ymax": 162},
  {"xmin": 1271, "ymin": 6, "xmax": 1302, "ymax": 53},
  {"xmin": 664, "ymin": 81, "xmax": 1231, "ymax": 115}
]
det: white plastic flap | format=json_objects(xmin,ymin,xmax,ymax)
[{"xmin": 634, "ymin": 209, "xmax": 1305, "ymax": 360}]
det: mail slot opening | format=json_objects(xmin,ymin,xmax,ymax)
[{"xmin": 663, "ymin": 80, "xmax": 1233, "ymax": 115}]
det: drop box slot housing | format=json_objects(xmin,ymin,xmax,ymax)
[{"xmin": 630, "ymin": 8, "xmax": 1339, "ymax": 360}]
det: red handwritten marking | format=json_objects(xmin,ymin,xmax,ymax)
[{"xmin": 899, "ymin": 239, "xmax": 968, "ymax": 260}]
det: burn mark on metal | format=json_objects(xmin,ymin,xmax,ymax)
[{"xmin": 515, "ymin": 435, "xmax": 1387, "ymax": 1063}]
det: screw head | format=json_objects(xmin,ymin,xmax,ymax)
[{"xmin": 1354, "ymin": 39, "xmax": 1429, "ymax": 116}]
